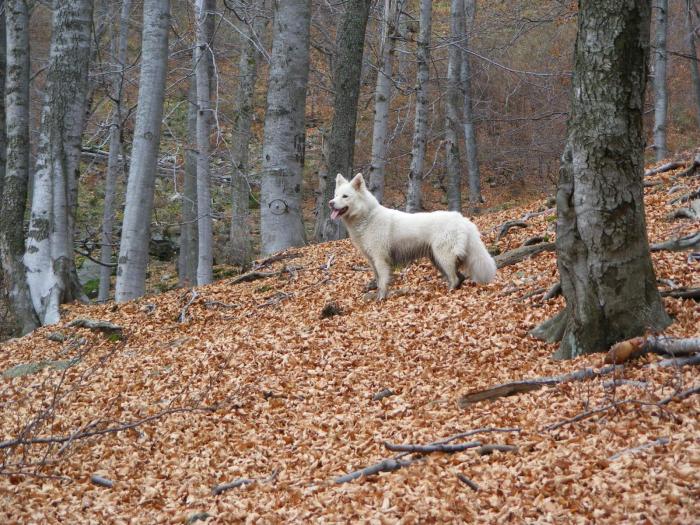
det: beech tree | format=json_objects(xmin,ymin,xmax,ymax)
[
  {"xmin": 462, "ymin": 0, "xmax": 481, "ymax": 209},
  {"xmin": 315, "ymin": 0, "xmax": 372, "ymax": 241},
  {"xmin": 194, "ymin": 0, "xmax": 216, "ymax": 286},
  {"xmin": 684, "ymin": 0, "xmax": 700, "ymax": 126},
  {"xmin": 229, "ymin": 0, "xmax": 265, "ymax": 267},
  {"xmin": 98, "ymin": 0, "xmax": 132, "ymax": 302},
  {"xmin": 115, "ymin": 0, "xmax": 170, "ymax": 302},
  {"xmin": 0, "ymin": 0, "xmax": 37, "ymax": 334},
  {"xmin": 259, "ymin": 0, "xmax": 311, "ymax": 255},
  {"xmin": 534, "ymin": 0, "xmax": 670, "ymax": 359},
  {"xmin": 445, "ymin": 0, "xmax": 464, "ymax": 212},
  {"xmin": 652, "ymin": 0, "xmax": 668, "ymax": 161},
  {"xmin": 24, "ymin": 0, "xmax": 93, "ymax": 325},
  {"xmin": 368, "ymin": 0, "xmax": 405, "ymax": 203},
  {"xmin": 405, "ymin": 0, "xmax": 432, "ymax": 213}
]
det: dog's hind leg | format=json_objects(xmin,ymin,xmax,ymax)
[{"xmin": 431, "ymin": 247, "xmax": 462, "ymax": 290}]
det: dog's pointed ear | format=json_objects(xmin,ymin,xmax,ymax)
[
  {"xmin": 350, "ymin": 173, "xmax": 365, "ymax": 190},
  {"xmin": 335, "ymin": 173, "xmax": 348, "ymax": 186}
]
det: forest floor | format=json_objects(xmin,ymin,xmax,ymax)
[{"xmin": 0, "ymin": 165, "xmax": 698, "ymax": 523}]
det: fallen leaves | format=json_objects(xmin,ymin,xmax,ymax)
[{"xmin": 0, "ymin": 171, "xmax": 698, "ymax": 523}]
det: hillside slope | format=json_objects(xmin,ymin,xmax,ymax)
[{"xmin": 0, "ymin": 168, "xmax": 698, "ymax": 523}]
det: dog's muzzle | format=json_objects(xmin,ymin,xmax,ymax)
[{"xmin": 329, "ymin": 201, "xmax": 348, "ymax": 220}]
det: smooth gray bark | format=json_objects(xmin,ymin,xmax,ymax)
[
  {"xmin": 24, "ymin": 0, "xmax": 93, "ymax": 325},
  {"xmin": 98, "ymin": 0, "xmax": 132, "ymax": 302},
  {"xmin": 179, "ymin": 77, "xmax": 198, "ymax": 287},
  {"xmin": 405, "ymin": 0, "xmax": 432, "ymax": 213},
  {"xmin": 315, "ymin": 0, "xmax": 372, "ymax": 242},
  {"xmin": 652, "ymin": 0, "xmax": 668, "ymax": 161},
  {"xmin": 685, "ymin": 0, "xmax": 700, "ymax": 127},
  {"xmin": 545, "ymin": 0, "xmax": 670, "ymax": 359},
  {"xmin": 229, "ymin": 1, "xmax": 264, "ymax": 268},
  {"xmin": 368, "ymin": 0, "xmax": 405, "ymax": 203},
  {"xmin": 0, "ymin": 0, "xmax": 38, "ymax": 334},
  {"xmin": 445, "ymin": 0, "xmax": 464, "ymax": 212},
  {"xmin": 260, "ymin": 0, "xmax": 311, "ymax": 255},
  {"xmin": 194, "ymin": 0, "xmax": 215, "ymax": 285},
  {"xmin": 462, "ymin": 0, "xmax": 482, "ymax": 209},
  {"xmin": 114, "ymin": 0, "xmax": 170, "ymax": 302},
  {"xmin": 0, "ymin": 6, "xmax": 6, "ymax": 199}
]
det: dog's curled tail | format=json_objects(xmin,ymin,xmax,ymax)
[{"xmin": 464, "ymin": 221, "xmax": 497, "ymax": 284}]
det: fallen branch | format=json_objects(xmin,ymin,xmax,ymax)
[
  {"xmin": 495, "ymin": 220, "xmax": 528, "ymax": 241},
  {"xmin": 335, "ymin": 458, "xmax": 416, "ymax": 484},
  {"xmin": 178, "ymin": 290, "xmax": 200, "ymax": 323},
  {"xmin": 522, "ymin": 236, "xmax": 547, "ymax": 247},
  {"xmin": 372, "ymin": 388, "xmax": 396, "ymax": 401},
  {"xmin": 334, "ymin": 427, "xmax": 520, "ymax": 484},
  {"xmin": 521, "ymin": 207, "xmax": 555, "ymax": 221},
  {"xmin": 644, "ymin": 160, "xmax": 684, "ymax": 177},
  {"xmin": 665, "ymin": 207, "xmax": 698, "ymax": 221},
  {"xmin": 252, "ymin": 251, "xmax": 301, "ymax": 270},
  {"xmin": 494, "ymin": 242, "xmax": 555, "ymax": 269},
  {"xmin": 650, "ymin": 230, "xmax": 700, "ymax": 251},
  {"xmin": 230, "ymin": 270, "xmax": 282, "ymax": 284},
  {"xmin": 455, "ymin": 472, "xmax": 480, "ymax": 491},
  {"xmin": 212, "ymin": 467, "xmax": 280, "ymax": 496},
  {"xmin": 608, "ymin": 437, "xmax": 669, "ymax": 461},
  {"xmin": 605, "ymin": 336, "xmax": 700, "ymax": 364},
  {"xmin": 90, "ymin": 474, "xmax": 114, "ymax": 488},
  {"xmin": 460, "ymin": 352, "xmax": 700, "ymax": 407},
  {"xmin": 383, "ymin": 440, "xmax": 482, "ymax": 454},
  {"xmin": 668, "ymin": 189, "xmax": 700, "ymax": 205},
  {"xmin": 0, "ymin": 406, "xmax": 215, "ymax": 451},
  {"xmin": 518, "ymin": 287, "xmax": 546, "ymax": 301},
  {"xmin": 659, "ymin": 384, "xmax": 700, "ymax": 405},
  {"xmin": 458, "ymin": 366, "xmax": 620, "ymax": 407},
  {"xmin": 68, "ymin": 319, "xmax": 123, "ymax": 337}
]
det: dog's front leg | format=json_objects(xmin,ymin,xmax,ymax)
[{"xmin": 371, "ymin": 258, "xmax": 392, "ymax": 300}]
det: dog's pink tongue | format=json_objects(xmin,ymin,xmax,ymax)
[{"xmin": 330, "ymin": 208, "xmax": 339, "ymax": 220}]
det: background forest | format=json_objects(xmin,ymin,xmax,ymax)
[{"xmin": 1, "ymin": 0, "xmax": 699, "ymax": 337}]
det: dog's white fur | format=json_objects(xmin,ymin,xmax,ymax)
[{"xmin": 330, "ymin": 173, "xmax": 496, "ymax": 299}]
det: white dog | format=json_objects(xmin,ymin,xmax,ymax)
[{"xmin": 329, "ymin": 173, "xmax": 496, "ymax": 299}]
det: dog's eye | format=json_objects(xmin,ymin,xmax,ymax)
[{"xmin": 342, "ymin": 194, "xmax": 348, "ymax": 198}]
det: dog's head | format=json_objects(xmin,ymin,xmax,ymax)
[{"xmin": 329, "ymin": 173, "xmax": 373, "ymax": 222}]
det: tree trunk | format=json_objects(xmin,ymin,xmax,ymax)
[
  {"xmin": 0, "ymin": 0, "xmax": 38, "ymax": 335},
  {"xmin": 179, "ymin": 77, "xmax": 199, "ymax": 287},
  {"xmin": 315, "ymin": 0, "xmax": 372, "ymax": 241},
  {"xmin": 0, "ymin": 5, "xmax": 6, "ymax": 200},
  {"xmin": 685, "ymin": 0, "xmax": 700, "ymax": 127},
  {"xmin": 462, "ymin": 0, "xmax": 482, "ymax": 209},
  {"xmin": 229, "ymin": 1, "xmax": 264, "ymax": 268},
  {"xmin": 114, "ymin": 0, "xmax": 170, "ymax": 302},
  {"xmin": 405, "ymin": 0, "xmax": 432, "ymax": 213},
  {"xmin": 98, "ymin": 0, "xmax": 132, "ymax": 302},
  {"xmin": 194, "ymin": 0, "xmax": 215, "ymax": 286},
  {"xmin": 445, "ymin": 0, "xmax": 464, "ymax": 212},
  {"xmin": 368, "ymin": 0, "xmax": 405, "ymax": 203},
  {"xmin": 259, "ymin": 0, "xmax": 311, "ymax": 255},
  {"xmin": 543, "ymin": 0, "xmax": 670, "ymax": 359},
  {"xmin": 24, "ymin": 0, "xmax": 93, "ymax": 325},
  {"xmin": 652, "ymin": 0, "xmax": 668, "ymax": 161}
]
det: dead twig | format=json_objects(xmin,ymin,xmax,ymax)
[
  {"xmin": 371, "ymin": 388, "xmax": 395, "ymax": 401},
  {"xmin": 476, "ymin": 444, "xmax": 518, "ymax": 455},
  {"xmin": 659, "ymin": 287, "xmax": 700, "ymax": 300},
  {"xmin": 68, "ymin": 319, "xmax": 123, "ymax": 337},
  {"xmin": 494, "ymin": 242, "xmax": 555, "ymax": 269},
  {"xmin": 383, "ymin": 440, "xmax": 482, "ymax": 453},
  {"xmin": 495, "ymin": 220, "xmax": 528, "ymax": 241},
  {"xmin": 252, "ymin": 251, "xmax": 301, "ymax": 270},
  {"xmin": 608, "ymin": 437, "xmax": 669, "ymax": 461},
  {"xmin": 178, "ymin": 290, "xmax": 200, "ymax": 323},
  {"xmin": 90, "ymin": 474, "xmax": 114, "ymax": 488},
  {"xmin": 455, "ymin": 472, "xmax": 480, "ymax": 491},
  {"xmin": 644, "ymin": 160, "xmax": 684, "ymax": 177},
  {"xmin": 334, "ymin": 458, "xmax": 416, "ymax": 484}
]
